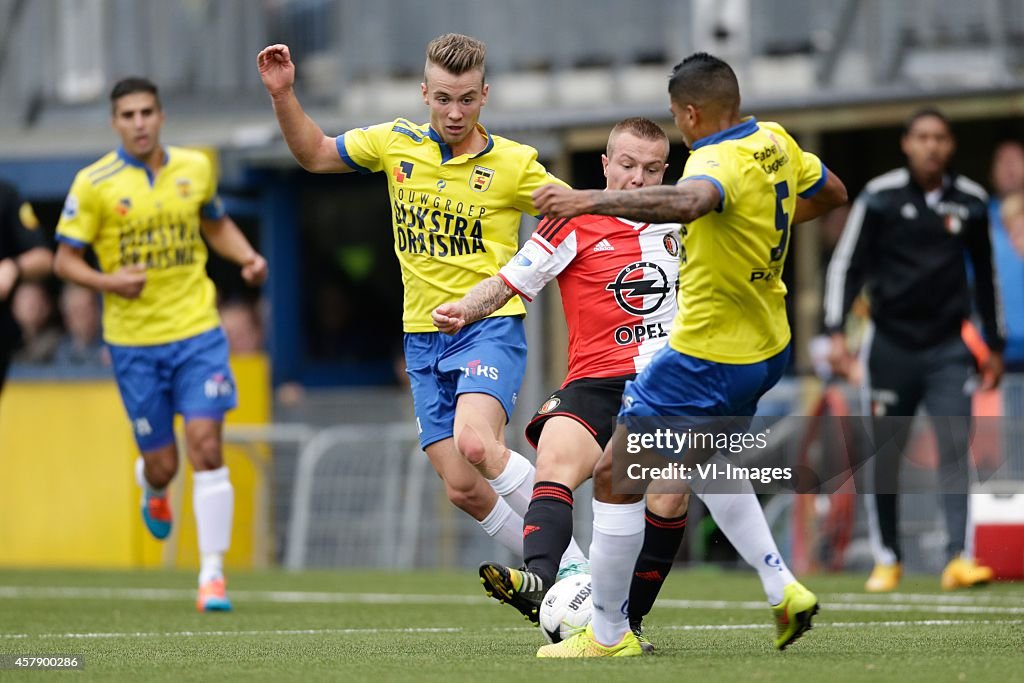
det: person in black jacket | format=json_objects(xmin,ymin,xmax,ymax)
[
  {"xmin": 824, "ymin": 108, "xmax": 1003, "ymax": 592},
  {"xmin": 0, "ymin": 180, "xmax": 53, "ymax": 395}
]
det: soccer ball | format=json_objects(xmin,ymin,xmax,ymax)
[{"xmin": 538, "ymin": 573, "xmax": 593, "ymax": 644}]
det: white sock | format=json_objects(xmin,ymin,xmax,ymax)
[
  {"xmin": 489, "ymin": 450, "xmax": 535, "ymax": 514},
  {"xmin": 135, "ymin": 456, "xmax": 165, "ymax": 495},
  {"xmin": 193, "ymin": 466, "xmax": 233, "ymax": 584},
  {"xmin": 489, "ymin": 450, "xmax": 588, "ymax": 565},
  {"xmin": 478, "ymin": 496, "xmax": 525, "ymax": 557},
  {"xmin": 200, "ymin": 553, "xmax": 224, "ymax": 585},
  {"xmin": 692, "ymin": 456, "xmax": 794, "ymax": 604},
  {"xmin": 589, "ymin": 499, "xmax": 645, "ymax": 647}
]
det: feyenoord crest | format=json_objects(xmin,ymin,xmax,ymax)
[
  {"xmin": 663, "ymin": 233, "xmax": 679, "ymax": 256},
  {"xmin": 471, "ymin": 165, "xmax": 494, "ymax": 192},
  {"xmin": 539, "ymin": 396, "xmax": 561, "ymax": 414}
]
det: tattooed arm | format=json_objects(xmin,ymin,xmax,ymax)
[
  {"xmin": 432, "ymin": 276, "xmax": 515, "ymax": 335},
  {"xmin": 532, "ymin": 179, "xmax": 721, "ymax": 224}
]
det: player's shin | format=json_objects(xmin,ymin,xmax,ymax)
[
  {"xmin": 193, "ymin": 466, "xmax": 234, "ymax": 584},
  {"xmin": 488, "ymin": 449, "xmax": 535, "ymax": 514},
  {"xmin": 628, "ymin": 507, "xmax": 687, "ymax": 625},
  {"xmin": 490, "ymin": 450, "xmax": 587, "ymax": 567},
  {"xmin": 690, "ymin": 455, "xmax": 793, "ymax": 604},
  {"xmin": 478, "ymin": 496, "xmax": 526, "ymax": 557},
  {"xmin": 523, "ymin": 482, "xmax": 575, "ymax": 587},
  {"xmin": 589, "ymin": 499, "xmax": 645, "ymax": 646},
  {"xmin": 135, "ymin": 455, "xmax": 169, "ymax": 493}
]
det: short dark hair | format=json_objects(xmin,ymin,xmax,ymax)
[
  {"xmin": 607, "ymin": 117, "xmax": 669, "ymax": 158},
  {"xmin": 109, "ymin": 77, "xmax": 160, "ymax": 112},
  {"xmin": 903, "ymin": 107, "xmax": 952, "ymax": 137},
  {"xmin": 668, "ymin": 52, "xmax": 740, "ymax": 113}
]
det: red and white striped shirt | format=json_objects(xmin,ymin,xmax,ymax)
[{"xmin": 500, "ymin": 215, "xmax": 681, "ymax": 386}]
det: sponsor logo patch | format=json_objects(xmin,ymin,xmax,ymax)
[{"xmin": 392, "ymin": 160, "xmax": 414, "ymax": 183}]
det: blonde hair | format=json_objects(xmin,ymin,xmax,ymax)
[{"xmin": 424, "ymin": 33, "xmax": 487, "ymax": 82}]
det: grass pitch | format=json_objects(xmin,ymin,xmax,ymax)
[{"xmin": 0, "ymin": 568, "xmax": 1021, "ymax": 682}]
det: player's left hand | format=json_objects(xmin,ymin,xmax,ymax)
[
  {"xmin": 241, "ymin": 253, "xmax": 268, "ymax": 286},
  {"xmin": 981, "ymin": 351, "xmax": 1004, "ymax": 391},
  {"xmin": 533, "ymin": 185, "xmax": 592, "ymax": 219},
  {"xmin": 432, "ymin": 303, "xmax": 467, "ymax": 335}
]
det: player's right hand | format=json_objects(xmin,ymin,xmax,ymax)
[
  {"xmin": 106, "ymin": 264, "xmax": 146, "ymax": 299},
  {"xmin": 431, "ymin": 303, "xmax": 467, "ymax": 335},
  {"xmin": 257, "ymin": 44, "xmax": 296, "ymax": 96},
  {"xmin": 533, "ymin": 184, "xmax": 591, "ymax": 219}
]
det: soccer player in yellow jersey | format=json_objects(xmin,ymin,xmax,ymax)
[
  {"xmin": 257, "ymin": 35, "xmax": 587, "ymax": 568},
  {"xmin": 53, "ymin": 78, "xmax": 268, "ymax": 612},
  {"xmin": 533, "ymin": 53, "xmax": 848, "ymax": 657}
]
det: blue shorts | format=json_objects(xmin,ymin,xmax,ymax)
[
  {"xmin": 620, "ymin": 344, "xmax": 791, "ymax": 422},
  {"xmin": 404, "ymin": 315, "xmax": 527, "ymax": 449},
  {"xmin": 108, "ymin": 327, "xmax": 237, "ymax": 452}
]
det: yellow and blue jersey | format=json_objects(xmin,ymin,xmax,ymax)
[
  {"xmin": 670, "ymin": 118, "xmax": 826, "ymax": 363},
  {"xmin": 56, "ymin": 146, "xmax": 224, "ymax": 346},
  {"xmin": 337, "ymin": 118, "xmax": 566, "ymax": 332}
]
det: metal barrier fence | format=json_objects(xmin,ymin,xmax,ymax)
[
  {"xmin": 280, "ymin": 423, "xmax": 520, "ymax": 572},
  {"xmin": 263, "ymin": 375, "xmax": 1024, "ymax": 572}
]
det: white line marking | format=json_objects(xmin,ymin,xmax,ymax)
[
  {"xmin": 3, "ymin": 619, "xmax": 1022, "ymax": 641},
  {"xmin": 825, "ymin": 592, "xmax": 1024, "ymax": 605},
  {"xmin": 3, "ymin": 586, "xmax": 1024, "ymax": 615},
  {"xmin": 0, "ymin": 586, "xmax": 482, "ymax": 605},
  {"xmin": 0, "ymin": 627, "xmax": 466, "ymax": 640},
  {"xmin": 662, "ymin": 618, "xmax": 1024, "ymax": 632},
  {"xmin": 654, "ymin": 598, "xmax": 1024, "ymax": 615}
]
